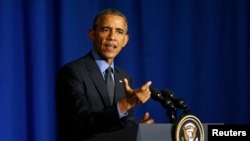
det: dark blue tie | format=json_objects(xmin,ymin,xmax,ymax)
[{"xmin": 105, "ymin": 67, "xmax": 115, "ymax": 104}]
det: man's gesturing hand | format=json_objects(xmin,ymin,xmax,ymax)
[
  {"xmin": 118, "ymin": 78, "xmax": 152, "ymax": 113},
  {"xmin": 123, "ymin": 78, "xmax": 152, "ymax": 105}
]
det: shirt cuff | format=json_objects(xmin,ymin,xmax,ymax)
[{"xmin": 117, "ymin": 103, "xmax": 128, "ymax": 118}]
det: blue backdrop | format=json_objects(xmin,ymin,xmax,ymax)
[{"xmin": 0, "ymin": 0, "xmax": 249, "ymax": 141}]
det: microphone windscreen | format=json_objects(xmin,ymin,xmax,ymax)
[
  {"xmin": 150, "ymin": 88, "xmax": 163, "ymax": 101},
  {"xmin": 161, "ymin": 88, "xmax": 174, "ymax": 98}
]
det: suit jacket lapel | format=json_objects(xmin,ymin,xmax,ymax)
[{"xmin": 86, "ymin": 52, "xmax": 111, "ymax": 106}]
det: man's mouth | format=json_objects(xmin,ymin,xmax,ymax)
[{"xmin": 105, "ymin": 44, "xmax": 116, "ymax": 50}]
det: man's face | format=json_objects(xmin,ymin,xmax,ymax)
[{"xmin": 89, "ymin": 14, "xmax": 129, "ymax": 64}]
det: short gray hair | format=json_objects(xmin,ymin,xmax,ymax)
[{"xmin": 92, "ymin": 8, "xmax": 128, "ymax": 31}]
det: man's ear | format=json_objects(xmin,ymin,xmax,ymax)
[
  {"xmin": 122, "ymin": 34, "xmax": 129, "ymax": 47},
  {"xmin": 88, "ymin": 29, "xmax": 95, "ymax": 42}
]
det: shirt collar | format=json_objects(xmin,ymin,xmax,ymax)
[{"xmin": 91, "ymin": 49, "xmax": 114, "ymax": 74}]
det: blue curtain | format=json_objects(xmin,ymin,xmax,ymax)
[{"xmin": 0, "ymin": 0, "xmax": 249, "ymax": 141}]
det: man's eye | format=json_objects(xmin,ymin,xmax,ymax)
[
  {"xmin": 117, "ymin": 30, "xmax": 124, "ymax": 34},
  {"xmin": 103, "ymin": 28, "xmax": 109, "ymax": 31},
  {"xmin": 102, "ymin": 28, "xmax": 110, "ymax": 32}
]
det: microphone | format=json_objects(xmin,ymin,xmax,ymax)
[
  {"xmin": 150, "ymin": 88, "xmax": 177, "ymax": 111},
  {"xmin": 161, "ymin": 88, "xmax": 190, "ymax": 114},
  {"xmin": 150, "ymin": 88, "xmax": 165, "ymax": 102}
]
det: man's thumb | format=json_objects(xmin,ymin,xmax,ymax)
[{"xmin": 123, "ymin": 78, "xmax": 132, "ymax": 92}]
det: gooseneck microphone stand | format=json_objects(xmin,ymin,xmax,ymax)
[
  {"xmin": 166, "ymin": 108, "xmax": 177, "ymax": 123},
  {"xmin": 160, "ymin": 98, "xmax": 178, "ymax": 123}
]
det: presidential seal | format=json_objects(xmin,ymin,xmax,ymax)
[{"xmin": 174, "ymin": 115, "xmax": 204, "ymax": 141}]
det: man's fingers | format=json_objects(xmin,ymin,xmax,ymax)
[
  {"xmin": 143, "ymin": 112, "xmax": 150, "ymax": 119},
  {"xmin": 139, "ymin": 112, "xmax": 149, "ymax": 123},
  {"xmin": 141, "ymin": 81, "xmax": 152, "ymax": 90},
  {"xmin": 123, "ymin": 78, "xmax": 133, "ymax": 93},
  {"xmin": 139, "ymin": 112, "xmax": 154, "ymax": 124}
]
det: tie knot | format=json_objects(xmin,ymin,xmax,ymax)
[{"xmin": 106, "ymin": 67, "xmax": 112, "ymax": 74}]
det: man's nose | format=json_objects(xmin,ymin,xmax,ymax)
[{"xmin": 107, "ymin": 31, "xmax": 116, "ymax": 40}]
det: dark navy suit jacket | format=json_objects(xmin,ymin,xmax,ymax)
[{"xmin": 56, "ymin": 51, "xmax": 136, "ymax": 141}]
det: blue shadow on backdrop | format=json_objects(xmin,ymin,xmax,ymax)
[{"xmin": 0, "ymin": 0, "xmax": 249, "ymax": 141}]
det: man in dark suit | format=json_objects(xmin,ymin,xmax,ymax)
[{"xmin": 56, "ymin": 8, "xmax": 154, "ymax": 141}]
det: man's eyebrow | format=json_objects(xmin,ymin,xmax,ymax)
[
  {"xmin": 116, "ymin": 28, "xmax": 125, "ymax": 32},
  {"xmin": 101, "ymin": 26, "xmax": 111, "ymax": 29},
  {"xmin": 101, "ymin": 26, "xmax": 125, "ymax": 32}
]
